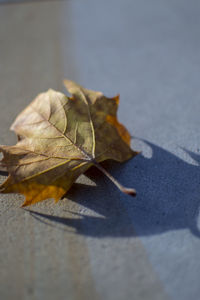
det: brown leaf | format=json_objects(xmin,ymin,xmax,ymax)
[{"xmin": 0, "ymin": 80, "xmax": 138, "ymax": 206}]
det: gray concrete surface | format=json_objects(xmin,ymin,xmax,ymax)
[{"xmin": 1, "ymin": 0, "xmax": 200, "ymax": 299}]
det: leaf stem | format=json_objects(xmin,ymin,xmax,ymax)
[{"xmin": 94, "ymin": 162, "xmax": 136, "ymax": 197}]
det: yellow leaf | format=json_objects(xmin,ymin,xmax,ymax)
[{"xmin": 0, "ymin": 80, "xmax": 138, "ymax": 206}]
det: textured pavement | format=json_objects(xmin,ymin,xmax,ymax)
[{"xmin": 1, "ymin": 1, "xmax": 200, "ymax": 300}]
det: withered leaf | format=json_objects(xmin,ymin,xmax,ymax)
[{"xmin": 0, "ymin": 80, "xmax": 138, "ymax": 206}]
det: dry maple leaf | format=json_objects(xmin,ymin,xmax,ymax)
[{"xmin": 0, "ymin": 80, "xmax": 138, "ymax": 206}]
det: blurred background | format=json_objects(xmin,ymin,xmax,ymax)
[{"xmin": 1, "ymin": 1, "xmax": 200, "ymax": 300}]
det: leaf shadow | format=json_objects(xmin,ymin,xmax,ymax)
[{"xmin": 28, "ymin": 140, "xmax": 200, "ymax": 238}]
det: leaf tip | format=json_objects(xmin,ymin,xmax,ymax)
[
  {"xmin": 113, "ymin": 94, "xmax": 120, "ymax": 105},
  {"xmin": 21, "ymin": 201, "xmax": 29, "ymax": 208},
  {"xmin": 54, "ymin": 197, "xmax": 60, "ymax": 204}
]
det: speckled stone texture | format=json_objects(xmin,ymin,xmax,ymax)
[{"xmin": 1, "ymin": 1, "xmax": 200, "ymax": 299}]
